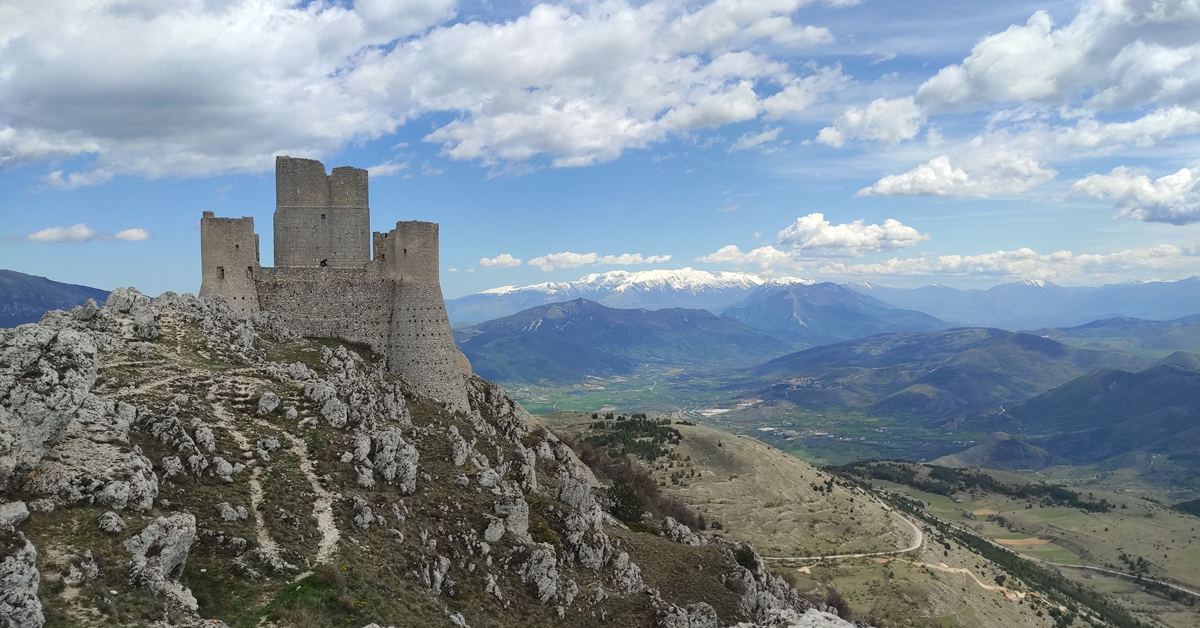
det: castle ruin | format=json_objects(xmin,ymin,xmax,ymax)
[{"xmin": 199, "ymin": 156, "xmax": 469, "ymax": 410}]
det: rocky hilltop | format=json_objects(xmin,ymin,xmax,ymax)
[{"xmin": 0, "ymin": 289, "xmax": 861, "ymax": 627}]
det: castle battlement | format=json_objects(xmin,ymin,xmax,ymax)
[{"xmin": 199, "ymin": 157, "xmax": 469, "ymax": 411}]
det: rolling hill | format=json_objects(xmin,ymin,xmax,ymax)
[
  {"xmin": 721, "ymin": 282, "xmax": 950, "ymax": 344},
  {"xmin": 0, "ymin": 269, "xmax": 110, "ymax": 328},
  {"xmin": 1033, "ymin": 314, "xmax": 1200, "ymax": 352},
  {"xmin": 454, "ymin": 298, "xmax": 800, "ymax": 384},
  {"xmin": 977, "ymin": 352, "xmax": 1200, "ymax": 465},
  {"xmin": 748, "ymin": 328, "xmax": 1151, "ymax": 418}
]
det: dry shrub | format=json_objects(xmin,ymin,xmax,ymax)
[
  {"xmin": 566, "ymin": 439, "xmax": 699, "ymax": 528},
  {"xmin": 276, "ymin": 606, "xmax": 325, "ymax": 628}
]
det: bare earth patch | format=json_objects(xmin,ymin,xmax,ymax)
[{"xmin": 994, "ymin": 537, "xmax": 1049, "ymax": 546}]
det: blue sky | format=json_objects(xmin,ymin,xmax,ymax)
[{"xmin": 1, "ymin": 0, "xmax": 1198, "ymax": 299}]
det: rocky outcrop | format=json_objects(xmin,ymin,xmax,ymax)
[
  {"xmin": 660, "ymin": 602, "xmax": 719, "ymax": 628},
  {"xmin": 660, "ymin": 516, "xmax": 705, "ymax": 546},
  {"xmin": 0, "ymin": 317, "xmax": 101, "ymax": 493},
  {"xmin": 0, "ymin": 506, "xmax": 42, "ymax": 628},
  {"xmin": 520, "ymin": 544, "xmax": 559, "ymax": 603},
  {"xmin": 124, "ymin": 512, "xmax": 198, "ymax": 612}
]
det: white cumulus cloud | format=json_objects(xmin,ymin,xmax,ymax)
[
  {"xmin": 1070, "ymin": 166, "xmax": 1200, "ymax": 225},
  {"xmin": 0, "ymin": 0, "xmax": 851, "ymax": 184},
  {"xmin": 528, "ymin": 251, "xmax": 671, "ymax": 271},
  {"xmin": 857, "ymin": 153, "xmax": 1057, "ymax": 197},
  {"xmin": 479, "ymin": 253, "xmax": 523, "ymax": 268},
  {"xmin": 816, "ymin": 96, "xmax": 923, "ymax": 147},
  {"xmin": 17, "ymin": 223, "xmax": 150, "ymax": 243},
  {"xmin": 114, "ymin": 228, "xmax": 151, "ymax": 241},
  {"xmin": 696, "ymin": 214, "xmax": 928, "ymax": 269},
  {"xmin": 776, "ymin": 213, "xmax": 929, "ymax": 252},
  {"xmin": 914, "ymin": 2, "xmax": 1200, "ymax": 113}
]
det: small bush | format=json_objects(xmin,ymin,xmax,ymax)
[
  {"xmin": 825, "ymin": 588, "xmax": 851, "ymax": 618},
  {"xmin": 734, "ymin": 545, "xmax": 758, "ymax": 571},
  {"xmin": 529, "ymin": 518, "xmax": 562, "ymax": 550}
]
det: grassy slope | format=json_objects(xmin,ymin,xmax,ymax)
[{"xmin": 22, "ymin": 307, "xmax": 753, "ymax": 628}]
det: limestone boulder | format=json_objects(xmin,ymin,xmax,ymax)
[
  {"xmin": 519, "ymin": 544, "xmax": 559, "ymax": 603},
  {"xmin": 0, "ymin": 531, "xmax": 44, "ymax": 628},
  {"xmin": 124, "ymin": 512, "xmax": 198, "ymax": 611}
]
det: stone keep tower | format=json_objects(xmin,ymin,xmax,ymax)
[
  {"xmin": 199, "ymin": 156, "xmax": 470, "ymax": 411},
  {"xmin": 274, "ymin": 157, "xmax": 370, "ymax": 268}
]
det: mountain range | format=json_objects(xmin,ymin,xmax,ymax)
[
  {"xmin": 847, "ymin": 277, "xmax": 1200, "ymax": 329},
  {"xmin": 721, "ymin": 282, "xmax": 950, "ymax": 345},
  {"xmin": 446, "ymin": 268, "xmax": 813, "ymax": 324},
  {"xmin": 453, "ymin": 298, "xmax": 799, "ymax": 384},
  {"xmin": 0, "ymin": 269, "xmax": 110, "ymax": 328}
]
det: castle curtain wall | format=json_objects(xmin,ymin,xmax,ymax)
[{"xmin": 254, "ymin": 266, "xmax": 393, "ymax": 356}]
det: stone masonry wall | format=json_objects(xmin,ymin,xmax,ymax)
[
  {"xmin": 254, "ymin": 266, "xmax": 393, "ymax": 355},
  {"xmin": 389, "ymin": 281, "xmax": 469, "ymax": 412},
  {"xmin": 199, "ymin": 212, "xmax": 261, "ymax": 318},
  {"xmin": 273, "ymin": 157, "xmax": 370, "ymax": 268}
]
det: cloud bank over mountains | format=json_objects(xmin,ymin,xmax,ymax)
[{"xmin": 0, "ymin": 0, "xmax": 851, "ymax": 184}]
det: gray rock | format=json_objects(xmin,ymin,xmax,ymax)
[
  {"xmin": 257, "ymin": 436, "xmax": 281, "ymax": 461},
  {"xmin": 160, "ymin": 456, "xmax": 184, "ymax": 479},
  {"xmin": 660, "ymin": 516, "xmax": 705, "ymax": 546},
  {"xmin": 131, "ymin": 299, "xmax": 158, "ymax": 340},
  {"xmin": 98, "ymin": 511, "xmax": 126, "ymax": 533},
  {"xmin": 372, "ymin": 430, "xmax": 418, "ymax": 494},
  {"xmin": 0, "ymin": 502, "xmax": 29, "ymax": 530},
  {"xmin": 284, "ymin": 406, "xmax": 298, "ymax": 421},
  {"xmin": 210, "ymin": 457, "xmax": 235, "ymax": 483},
  {"xmin": 104, "ymin": 287, "xmax": 138, "ymax": 313},
  {"xmin": 0, "ymin": 531, "xmax": 43, "ymax": 628},
  {"xmin": 557, "ymin": 471, "xmax": 592, "ymax": 511},
  {"xmin": 485, "ymin": 572, "xmax": 503, "ymax": 600},
  {"xmin": 216, "ymin": 502, "xmax": 247, "ymax": 521},
  {"xmin": 193, "ymin": 426, "xmax": 216, "ymax": 453},
  {"xmin": 124, "ymin": 513, "xmax": 198, "ymax": 611},
  {"xmin": 0, "ymin": 323, "xmax": 100, "ymax": 494},
  {"xmin": 73, "ymin": 299, "xmax": 99, "ymax": 322},
  {"xmin": 612, "ymin": 552, "xmax": 643, "ymax": 593},
  {"xmin": 23, "ymin": 394, "xmax": 159, "ymax": 511},
  {"xmin": 352, "ymin": 496, "xmax": 374, "ymax": 530},
  {"xmin": 660, "ymin": 602, "xmax": 719, "ymax": 628},
  {"xmin": 483, "ymin": 518, "xmax": 505, "ymax": 543},
  {"xmin": 27, "ymin": 499, "xmax": 53, "ymax": 513},
  {"xmin": 321, "ymin": 398, "xmax": 347, "ymax": 428},
  {"xmin": 356, "ymin": 465, "xmax": 375, "ymax": 489},
  {"xmin": 449, "ymin": 426, "xmax": 471, "ymax": 466},
  {"xmin": 421, "ymin": 556, "xmax": 452, "ymax": 595},
  {"xmin": 519, "ymin": 544, "xmax": 558, "ymax": 603},
  {"xmin": 493, "ymin": 486, "xmax": 531, "ymax": 543},
  {"xmin": 476, "ymin": 468, "xmax": 500, "ymax": 488},
  {"xmin": 257, "ymin": 391, "xmax": 280, "ymax": 415}
]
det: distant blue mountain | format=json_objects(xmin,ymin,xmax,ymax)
[
  {"xmin": 0, "ymin": 270, "xmax": 110, "ymax": 328},
  {"xmin": 847, "ymin": 277, "xmax": 1200, "ymax": 329}
]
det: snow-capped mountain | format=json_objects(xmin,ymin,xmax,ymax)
[{"xmin": 447, "ymin": 268, "xmax": 813, "ymax": 324}]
